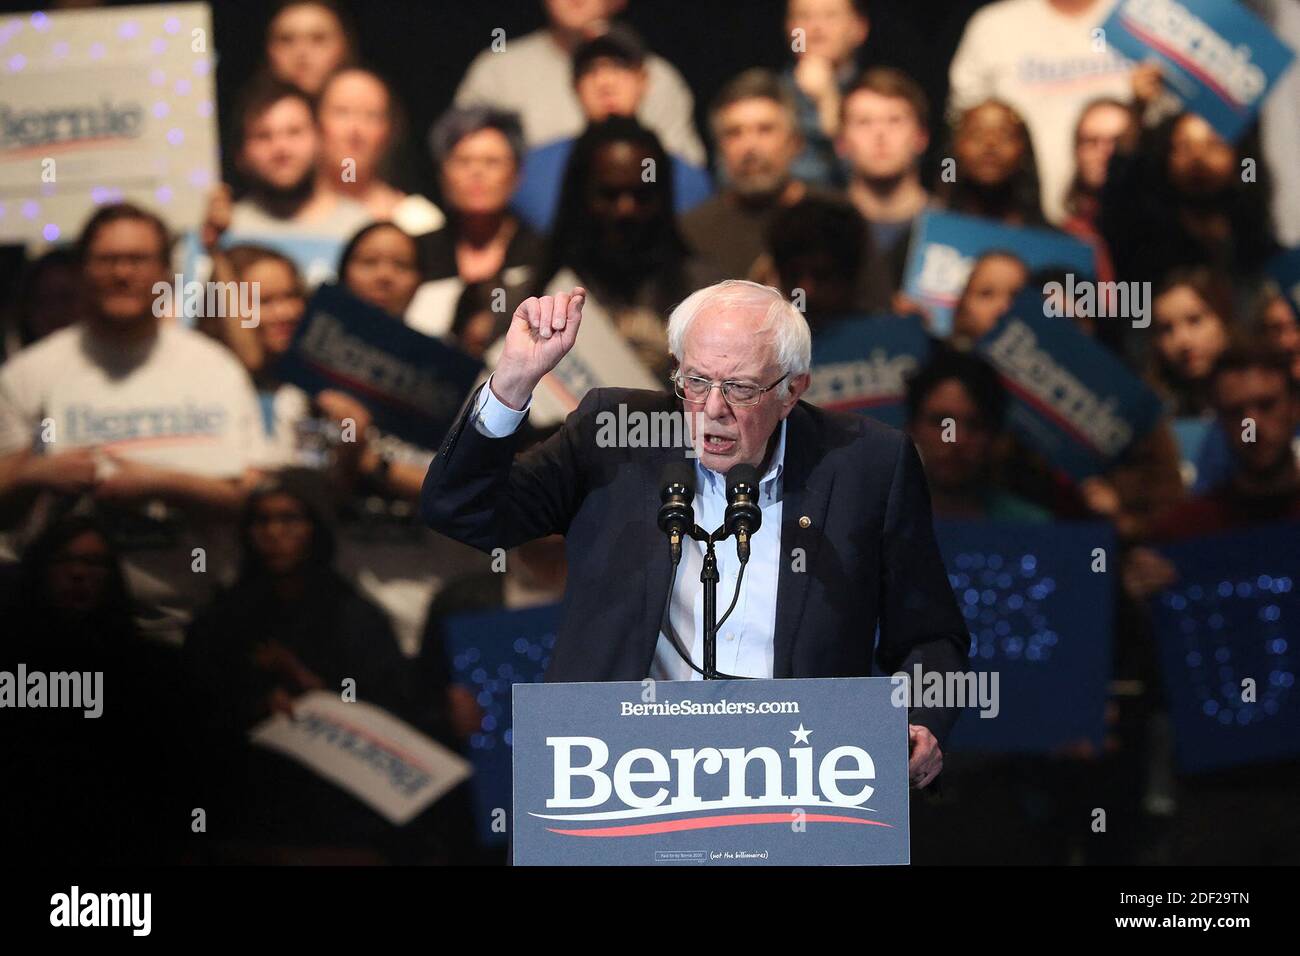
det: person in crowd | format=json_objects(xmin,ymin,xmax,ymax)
[
  {"xmin": 185, "ymin": 471, "xmax": 471, "ymax": 863},
  {"xmin": 1100, "ymin": 112, "xmax": 1278, "ymax": 302},
  {"xmin": 1148, "ymin": 268, "xmax": 1238, "ymax": 418},
  {"xmin": 1125, "ymin": 347, "xmax": 1300, "ymax": 591},
  {"xmin": 1, "ymin": 511, "xmax": 195, "ymax": 864},
  {"xmin": 2, "ymin": 248, "xmax": 85, "ymax": 360},
  {"xmin": 1060, "ymin": 97, "xmax": 1136, "ymax": 282},
  {"xmin": 539, "ymin": 116, "xmax": 716, "ymax": 378},
  {"xmin": 937, "ymin": 100, "xmax": 1047, "ymax": 227},
  {"xmin": 0, "ymin": 204, "xmax": 268, "ymax": 643},
  {"xmin": 681, "ymin": 69, "xmax": 825, "ymax": 279},
  {"xmin": 950, "ymin": 250, "xmax": 1029, "ymax": 345},
  {"xmin": 1029, "ymin": 268, "xmax": 1186, "ymax": 539},
  {"xmin": 782, "ymin": 0, "xmax": 871, "ymax": 188},
  {"xmin": 904, "ymin": 347, "xmax": 1051, "ymax": 522},
  {"xmin": 327, "ymin": 224, "xmax": 491, "ymax": 654},
  {"xmin": 511, "ymin": 24, "xmax": 711, "ymax": 232},
  {"xmin": 1249, "ymin": 0, "xmax": 1300, "ymax": 246},
  {"xmin": 838, "ymin": 67, "xmax": 932, "ymax": 295},
  {"xmin": 1256, "ymin": 284, "xmax": 1300, "ymax": 383},
  {"xmin": 216, "ymin": 245, "xmax": 318, "ymax": 468},
  {"xmin": 449, "ymin": 281, "xmax": 507, "ymax": 360},
  {"xmin": 263, "ymin": 0, "xmax": 357, "ymax": 96},
  {"xmin": 316, "ymin": 67, "xmax": 444, "ymax": 235},
  {"xmin": 407, "ymin": 107, "xmax": 545, "ymax": 338},
  {"xmin": 207, "ymin": 78, "xmax": 372, "ymax": 246},
  {"xmin": 454, "ymin": 0, "xmax": 704, "ymax": 165},
  {"xmin": 947, "ymin": 0, "xmax": 1134, "ymax": 224},
  {"xmin": 763, "ymin": 194, "xmax": 890, "ymax": 325},
  {"xmin": 1186, "ymin": 284, "xmax": 1300, "ymax": 495},
  {"xmin": 338, "ymin": 221, "xmax": 426, "ymax": 322}
]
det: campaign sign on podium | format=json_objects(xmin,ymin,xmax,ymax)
[{"xmin": 512, "ymin": 677, "xmax": 909, "ymax": 866}]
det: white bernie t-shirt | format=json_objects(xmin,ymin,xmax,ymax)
[
  {"xmin": 0, "ymin": 321, "xmax": 270, "ymax": 642},
  {"xmin": 948, "ymin": 0, "xmax": 1135, "ymax": 224}
]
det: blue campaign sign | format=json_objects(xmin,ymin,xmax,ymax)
[
  {"xmin": 936, "ymin": 520, "xmax": 1115, "ymax": 753},
  {"xmin": 805, "ymin": 313, "xmax": 932, "ymax": 429},
  {"xmin": 1266, "ymin": 246, "xmax": 1300, "ymax": 321},
  {"xmin": 974, "ymin": 289, "xmax": 1164, "ymax": 480},
  {"xmin": 1150, "ymin": 523, "xmax": 1300, "ymax": 773},
  {"xmin": 442, "ymin": 604, "xmax": 560, "ymax": 846},
  {"xmin": 901, "ymin": 210, "xmax": 1097, "ymax": 337},
  {"xmin": 512, "ymin": 678, "xmax": 910, "ymax": 866},
  {"xmin": 1100, "ymin": 0, "xmax": 1296, "ymax": 143},
  {"xmin": 274, "ymin": 283, "xmax": 482, "ymax": 449}
]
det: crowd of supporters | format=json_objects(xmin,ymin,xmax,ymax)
[{"xmin": 0, "ymin": 0, "xmax": 1297, "ymax": 865}]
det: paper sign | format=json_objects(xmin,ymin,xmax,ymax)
[
  {"xmin": 1100, "ymin": 0, "xmax": 1296, "ymax": 142},
  {"xmin": 0, "ymin": 3, "xmax": 219, "ymax": 246},
  {"xmin": 805, "ymin": 313, "xmax": 932, "ymax": 428},
  {"xmin": 250, "ymin": 690, "xmax": 472, "ymax": 825},
  {"xmin": 901, "ymin": 211, "xmax": 1097, "ymax": 337},
  {"xmin": 974, "ymin": 289, "xmax": 1164, "ymax": 480},
  {"xmin": 275, "ymin": 283, "xmax": 483, "ymax": 449}
]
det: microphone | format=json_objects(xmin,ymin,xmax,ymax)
[
  {"xmin": 657, "ymin": 461, "xmax": 695, "ymax": 564},
  {"xmin": 724, "ymin": 464, "xmax": 762, "ymax": 563}
]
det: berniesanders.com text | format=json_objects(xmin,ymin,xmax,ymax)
[{"xmin": 621, "ymin": 700, "xmax": 800, "ymax": 716}]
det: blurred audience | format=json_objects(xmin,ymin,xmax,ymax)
[
  {"xmin": 408, "ymin": 107, "xmax": 544, "ymax": 338},
  {"xmin": 782, "ymin": 0, "xmax": 871, "ymax": 188},
  {"xmin": 938, "ymin": 100, "xmax": 1047, "ymax": 227},
  {"xmin": 263, "ymin": 0, "xmax": 357, "ymax": 96},
  {"xmin": 511, "ymin": 24, "xmax": 712, "ymax": 232},
  {"xmin": 453, "ymin": 0, "xmax": 705, "ymax": 165},
  {"xmin": 838, "ymin": 67, "xmax": 933, "ymax": 296},
  {"xmin": 948, "ymin": 0, "xmax": 1134, "ymax": 224},
  {"xmin": 316, "ymin": 67, "xmax": 444, "ymax": 234},
  {"xmin": 682, "ymin": 69, "xmax": 822, "ymax": 279}
]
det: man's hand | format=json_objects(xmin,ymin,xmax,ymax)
[
  {"xmin": 92, "ymin": 453, "xmax": 169, "ymax": 503},
  {"xmin": 1122, "ymin": 546, "xmax": 1177, "ymax": 600},
  {"xmin": 491, "ymin": 288, "xmax": 586, "ymax": 410},
  {"xmin": 1130, "ymin": 61, "xmax": 1164, "ymax": 107},
  {"xmin": 21, "ymin": 448, "xmax": 98, "ymax": 496},
  {"xmin": 201, "ymin": 184, "xmax": 233, "ymax": 252},
  {"xmin": 908, "ymin": 724, "xmax": 943, "ymax": 789}
]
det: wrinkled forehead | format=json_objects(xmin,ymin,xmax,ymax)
[{"xmin": 682, "ymin": 303, "xmax": 779, "ymax": 377}]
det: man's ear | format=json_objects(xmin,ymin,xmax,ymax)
[{"xmin": 783, "ymin": 372, "xmax": 811, "ymax": 414}]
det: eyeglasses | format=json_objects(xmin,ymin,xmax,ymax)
[{"xmin": 671, "ymin": 370, "xmax": 788, "ymax": 407}]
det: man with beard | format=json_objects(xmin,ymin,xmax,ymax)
[
  {"xmin": 208, "ymin": 78, "xmax": 373, "ymax": 244},
  {"xmin": 681, "ymin": 69, "xmax": 829, "ymax": 279},
  {"xmin": 536, "ymin": 116, "xmax": 718, "ymax": 379}
]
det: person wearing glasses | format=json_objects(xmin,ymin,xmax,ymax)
[
  {"xmin": 422, "ymin": 279, "xmax": 968, "ymax": 789},
  {"xmin": 0, "ymin": 204, "xmax": 269, "ymax": 644}
]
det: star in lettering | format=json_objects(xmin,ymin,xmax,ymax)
[{"xmin": 790, "ymin": 723, "xmax": 812, "ymax": 745}]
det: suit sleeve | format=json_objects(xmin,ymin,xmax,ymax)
[
  {"xmin": 419, "ymin": 384, "xmax": 594, "ymax": 554},
  {"xmin": 875, "ymin": 433, "xmax": 971, "ymax": 743}
]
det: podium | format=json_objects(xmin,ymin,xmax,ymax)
[{"xmin": 511, "ymin": 677, "xmax": 910, "ymax": 866}]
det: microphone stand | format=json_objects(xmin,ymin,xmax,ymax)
[{"xmin": 682, "ymin": 522, "xmax": 735, "ymax": 680}]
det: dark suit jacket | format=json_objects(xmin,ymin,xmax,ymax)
[{"xmin": 421, "ymin": 386, "xmax": 970, "ymax": 742}]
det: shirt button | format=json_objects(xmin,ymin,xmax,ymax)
[{"xmin": 726, "ymin": 633, "xmax": 734, "ymax": 641}]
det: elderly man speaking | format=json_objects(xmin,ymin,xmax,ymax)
[{"xmin": 421, "ymin": 280, "xmax": 968, "ymax": 788}]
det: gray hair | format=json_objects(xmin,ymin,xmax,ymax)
[
  {"xmin": 666, "ymin": 279, "xmax": 811, "ymax": 396},
  {"xmin": 428, "ymin": 105, "xmax": 525, "ymax": 168}
]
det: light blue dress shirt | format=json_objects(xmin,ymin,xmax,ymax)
[{"xmin": 469, "ymin": 379, "xmax": 786, "ymax": 679}]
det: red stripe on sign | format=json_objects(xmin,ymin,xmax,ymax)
[{"xmin": 547, "ymin": 812, "xmax": 894, "ymax": 837}]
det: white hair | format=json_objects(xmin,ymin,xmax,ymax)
[{"xmin": 665, "ymin": 280, "xmax": 811, "ymax": 396}]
